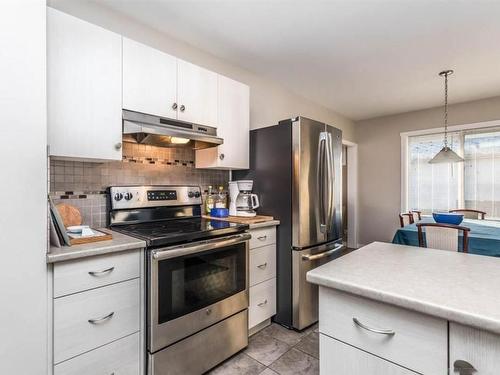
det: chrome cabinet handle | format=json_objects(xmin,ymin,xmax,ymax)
[
  {"xmin": 302, "ymin": 244, "xmax": 343, "ymax": 261},
  {"xmin": 88, "ymin": 311, "xmax": 114, "ymax": 324},
  {"xmin": 352, "ymin": 317, "xmax": 395, "ymax": 336},
  {"xmin": 257, "ymin": 235, "xmax": 267, "ymax": 241},
  {"xmin": 453, "ymin": 360, "xmax": 477, "ymax": 375},
  {"xmin": 180, "ymin": 104, "xmax": 186, "ymax": 112},
  {"xmin": 114, "ymin": 142, "xmax": 122, "ymax": 150},
  {"xmin": 257, "ymin": 262, "xmax": 267, "ymax": 269},
  {"xmin": 172, "ymin": 102, "xmax": 178, "ymax": 110},
  {"xmin": 88, "ymin": 267, "xmax": 115, "ymax": 276},
  {"xmin": 258, "ymin": 300, "xmax": 268, "ymax": 307}
]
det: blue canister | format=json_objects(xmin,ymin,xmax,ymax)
[{"xmin": 210, "ymin": 208, "xmax": 229, "ymax": 218}]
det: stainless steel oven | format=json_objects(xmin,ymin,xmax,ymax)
[{"xmin": 148, "ymin": 233, "xmax": 250, "ymax": 353}]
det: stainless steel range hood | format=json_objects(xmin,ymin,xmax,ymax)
[{"xmin": 122, "ymin": 110, "xmax": 223, "ymax": 149}]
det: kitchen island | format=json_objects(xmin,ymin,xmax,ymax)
[{"xmin": 307, "ymin": 241, "xmax": 500, "ymax": 375}]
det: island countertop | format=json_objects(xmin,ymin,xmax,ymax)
[{"xmin": 307, "ymin": 241, "xmax": 500, "ymax": 335}]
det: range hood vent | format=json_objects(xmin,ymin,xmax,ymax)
[{"xmin": 122, "ymin": 110, "xmax": 223, "ymax": 150}]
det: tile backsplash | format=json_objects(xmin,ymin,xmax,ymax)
[{"xmin": 50, "ymin": 142, "xmax": 229, "ymax": 228}]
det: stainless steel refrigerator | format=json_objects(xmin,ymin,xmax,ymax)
[{"xmin": 233, "ymin": 117, "xmax": 344, "ymax": 330}]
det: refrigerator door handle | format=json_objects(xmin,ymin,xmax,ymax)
[
  {"xmin": 301, "ymin": 244, "xmax": 344, "ymax": 261},
  {"xmin": 326, "ymin": 132, "xmax": 335, "ymax": 232},
  {"xmin": 317, "ymin": 133, "xmax": 327, "ymax": 233}
]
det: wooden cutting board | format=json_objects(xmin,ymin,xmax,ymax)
[
  {"xmin": 202, "ymin": 215, "xmax": 274, "ymax": 224},
  {"xmin": 56, "ymin": 203, "xmax": 82, "ymax": 228}
]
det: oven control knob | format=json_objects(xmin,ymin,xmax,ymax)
[
  {"xmin": 124, "ymin": 192, "xmax": 133, "ymax": 201},
  {"xmin": 114, "ymin": 192, "xmax": 123, "ymax": 201},
  {"xmin": 188, "ymin": 191, "xmax": 194, "ymax": 198},
  {"xmin": 194, "ymin": 191, "xmax": 201, "ymax": 198}
]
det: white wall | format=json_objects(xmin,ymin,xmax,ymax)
[
  {"xmin": 355, "ymin": 95, "xmax": 500, "ymax": 245},
  {"xmin": 47, "ymin": 0, "xmax": 356, "ymax": 142},
  {"xmin": 0, "ymin": 1, "xmax": 47, "ymax": 374}
]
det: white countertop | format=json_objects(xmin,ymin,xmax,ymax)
[
  {"xmin": 307, "ymin": 241, "xmax": 500, "ymax": 335},
  {"xmin": 47, "ymin": 229, "xmax": 146, "ymax": 263}
]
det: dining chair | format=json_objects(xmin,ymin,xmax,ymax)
[
  {"xmin": 416, "ymin": 223, "xmax": 470, "ymax": 252},
  {"xmin": 449, "ymin": 209, "xmax": 486, "ymax": 220},
  {"xmin": 410, "ymin": 210, "xmax": 422, "ymax": 222},
  {"xmin": 399, "ymin": 213, "xmax": 414, "ymax": 228}
]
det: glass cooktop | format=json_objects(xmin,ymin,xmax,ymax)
[{"xmin": 111, "ymin": 217, "xmax": 248, "ymax": 247}]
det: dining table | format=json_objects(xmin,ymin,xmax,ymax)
[{"xmin": 392, "ymin": 217, "xmax": 500, "ymax": 257}]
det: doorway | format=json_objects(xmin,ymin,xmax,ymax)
[{"xmin": 342, "ymin": 140, "xmax": 358, "ymax": 249}]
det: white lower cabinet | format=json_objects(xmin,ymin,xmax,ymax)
[
  {"xmin": 320, "ymin": 334, "xmax": 417, "ymax": 375},
  {"xmin": 51, "ymin": 249, "xmax": 144, "ymax": 374},
  {"xmin": 54, "ymin": 278, "xmax": 140, "ymax": 363},
  {"xmin": 249, "ymin": 278, "xmax": 277, "ymax": 329},
  {"xmin": 248, "ymin": 225, "xmax": 277, "ymax": 330},
  {"xmin": 54, "ymin": 332, "xmax": 140, "ymax": 375},
  {"xmin": 319, "ymin": 286, "xmax": 500, "ymax": 375},
  {"xmin": 450, "ymin": 322, "xmax": 500, "ymax": 375},
  {"xmin": 319, "ymin": 287, "xmax": 447, "ymax": 375}
]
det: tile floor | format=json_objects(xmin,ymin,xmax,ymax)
[{"xmin": 207, "ymin": 322, "xmax": 319, "ymax": 375}]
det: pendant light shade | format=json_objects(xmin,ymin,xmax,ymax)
[
  {"xmin": 428, "ymin": 70, "xmax": 464, "ymax": 164},
  {"xmin": 428, "ymin": 146, "xmax": 463, "ymax": 164}
]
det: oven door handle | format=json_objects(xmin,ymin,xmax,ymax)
[{"xmin": 152, "ymin": 233, "xmax": 251, "ymax": 260}]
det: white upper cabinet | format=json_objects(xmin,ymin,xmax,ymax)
[
  {"xmin": 47, "ymin": 8, "xmax": 122, "ymax": 161},
  {"xmin": 195, "ymin": 75, "xmax": 250, "ymax": 170},
  {"xmin": 122, "ymin": 38, "xmax": 178, "ymax": 119},
  {"xmin": 177, "ymin": 59, "xmax": 218, "ymax": 127}
]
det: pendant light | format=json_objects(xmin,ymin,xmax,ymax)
[{"xmin": 428, "ymin": 70, "xmax": 464, "ymax": 164}]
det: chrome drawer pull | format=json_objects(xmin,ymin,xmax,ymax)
[
  {"xmin": 258, "ymin": 300, "xmax": 268, "ymax": 307},
  {"xmin": 257, "ymin": 235, "xmax": 267, "ymax": 241},
  {"xmin": 88, "ymin": 311, "xmax": 115, "ymax": 324},
  {"xmin": 353, "ymin": 317, "xmax": 395, "ymax": 336},
  {"xmin": 88, "ymin": 267, "xmax": 115, "ymax": 276},
  {"xmin": 257, "ymin": 262, "xmax": 268, "ymax": 269}
]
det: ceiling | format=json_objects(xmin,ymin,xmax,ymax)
[{"xmin": 95, "ymin": 0, "xmax": 500, "ymax": 120}]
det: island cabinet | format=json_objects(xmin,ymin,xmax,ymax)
[
  {"xmin": 319, "ymin": 287, "xmax": 500, "ymax": 375},
  {"xmin": 450, "ymin": 323, "xmax": 500, "ymax": 375},
  {"xmin": 319, "ymin": 287, "xmax": 448, "ymax": 375}
]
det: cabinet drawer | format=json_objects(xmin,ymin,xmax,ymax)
[
  {"xmin": 249, "ymin": 227, "xmax": 276, "ymax": 249},
  {"xmin": 319, "ymin": 287, "xmax": 447, "ymax": 375},
  {"xmin": 249, "ymin": 244, "xmax": 276, "ymax": 287},
  {"xmin": 54, "ymin": 278, "xmax": 140, "ymax": 364},
  {"xmin": 450, "ymin": 322, "xmax": 500, "ymax": 375},
  {"xmin": 249, "ymin": 278, "xmax": 276, "ymax": 329},
  {"xmin": 54, "ymin": 332, "xmax": 140, "ymax": 375},
  {"xmin": 320, "ymin": 334, "xmax": 417, "ymax": 375},
  {"xmin": 54, "ymin": 250, "xmax": 141, "ymax": 297}
]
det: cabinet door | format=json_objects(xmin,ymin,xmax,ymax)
[
  {"xmin": 320, "ymin": 334, "xmax": 417, "ymax": 375},
  {"xmin": 122, "ymin": 37, "xmax": 178, "ymax": 119},
  {"xmin": 450, "ymin": 322, "xmax": 500, "ymax": 375},
  {"xmin": 195, "ymin": 75, "xmax": 249, "ymax": 169},
  {"xmin": 177, "ymin": 59, "xmax": 218, "ymax": 127},
  {"xmin": 47, "ymin": 8, "xmax": 122, "ymax": 161}
]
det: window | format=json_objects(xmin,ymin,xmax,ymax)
[{"xmin": 404, "ymin": 125, "xmax": 500, "ymax": 219}]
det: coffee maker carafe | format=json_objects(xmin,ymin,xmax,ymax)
[{"xmin": 229, "ymin": 180, "xmax": 259, "ymax": 217}]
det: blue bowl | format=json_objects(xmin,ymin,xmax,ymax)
[{"xmin": 432, "ymin": 212, "xmax": 464, "ymax": 225}]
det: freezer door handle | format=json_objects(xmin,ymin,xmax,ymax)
[{"xmin": 301, "ymin": 244, "xmax": 344, "ymax": 261}]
